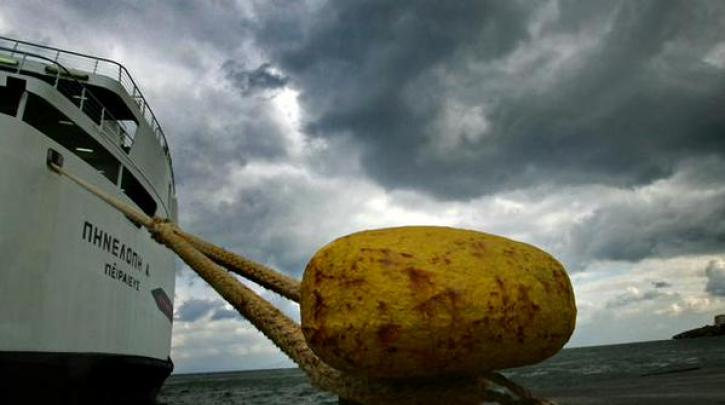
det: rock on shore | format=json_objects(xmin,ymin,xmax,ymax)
[{"xmin": 673, "ymin": 324, "xmax": 725, "ymax": 339}]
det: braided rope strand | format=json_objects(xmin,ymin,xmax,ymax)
[{"xmin": 172, "ymin": 226, "xmax": 301, "ymax": 301}]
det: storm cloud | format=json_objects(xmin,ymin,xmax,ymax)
[
  {"xmin": 605, "ymin": 287, "xmax": 678, "ymax": 309},
  {"xmin": 565, "ymin": 158, "xmax": 725, "ymax": 266},
  {"xmin": 176, "ymin": 298, "xmax": 220, "ymax": 322},
  {"xmin": 176, "ymin": 298, "xmax": 233, "ymax": 322},
  {"xmin": 252, "ymin": 0, "xmax": 725, "ymax": 199},
  {"xmin": 652, "ymin": 281, "xmax": 672, "ymax": 289},
  {"xmin": 211, "ymin": 307, "xmax": 241, "ymax": 321},
  {"xmin": 224, "ymin": 62, "xmax": 289, "ymax": 96}
]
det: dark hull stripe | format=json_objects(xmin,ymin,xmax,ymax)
[{"xmin": 0, "ymin": 351, "xmax": 173, "ymax": 404}]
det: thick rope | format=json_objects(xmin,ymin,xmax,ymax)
[
  {"xmin": 49, "ymin": 162, "xmax": 152, "ymax": 228},
  {"xmin": 172, "ymin": 227, "xmax": 300, "ymax": 302},
  {"xmin": 149, "ymin": 220, "xmax": 320, "ymax": 371},
  {"xmin": 48, "ymin": 161, "xmax": 551, "ymax": 404}
]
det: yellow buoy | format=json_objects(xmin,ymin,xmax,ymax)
[{"xmin": 300, "ymin": 226, "xmax": 576, "ymax": 378}]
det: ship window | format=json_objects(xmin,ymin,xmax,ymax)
[
  {"xmin": 22, "ymin": 92, "xmax": 158, "ymax": 219},
  {"xmin": 0, "ymin": 77, "xmax": 25, "ymax": 116},
  {"xmin": 121, "ymin": 168, "xmax": 157, "ymax": 216},
  {"xmin": 22, "ymin": 93, "xmax": 120, "ymax": 184}
]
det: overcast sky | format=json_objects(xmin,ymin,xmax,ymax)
[{"xmin": 3, "ymin": 0, "xmax": 725, "ymax": 374}]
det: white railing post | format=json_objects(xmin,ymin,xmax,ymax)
[
  {"xmin": 117, "ymin": 121, "xmax": 124, "ymax": 147},
  {"xmin": 79, "ymin": 87, "xmax": 86, "ymax": 111},
  {"xmin": 16, "ymin": 54, "xmax": 26, "ymax": 74},
  {"xmin": 99, "ymin": 107, "xmax": 105, "ymax": 130}
]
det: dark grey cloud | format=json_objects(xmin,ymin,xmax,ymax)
[
  {"xmin": 179, "ymin": 175, "xmax": 331, "ymax": 279},
  {"xmin": 175, "ymin": 297, "xmax": 246, "ymax": 323},
  {"xmin": 605, "ymin": 288, "xmax": 677, "ymax": 309},
  {"xmin": 652, "ymin": 281, "xmax": 671, "ymax": 289},
  {"xmin": 249, "ymin": 0, "xmax": 725, "ymax": 199},
  {"xmin": 705, "ymin": 260, "xmax": 725, "ymax": 297},
  {"xmin": 176, "ymin": 298, "xmax": 218, "ymax": 322},
  {"xmin": 155, "ymin": 0, "xmax": 725, "ymax": 278},
  {"xmin": 176, "ymin": 298, "xmax": 231, "ymax": 322},
  {"xmin": 172, "ymin": 107, "xmax": 287, "ymax": 179},
  {"xmin": 211, "ymin": 308, "xmax": 240, "ymax": 321},
  {"xmin": 566, "ymin": 159, "xmax": 725, "ymax": 266},
  {"xmin": 224, "ymin": 62, "xmax": 289, "ymax": 96},
  {"xmin": 174, "ymin": 0, "xmax": 725, "ymax": 272},
  {"xmin": 62, "ymin": 0, "xmax": 256, "ymax": 50}
]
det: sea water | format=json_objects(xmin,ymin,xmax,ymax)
[{"xmin": 157, "ymin": 336, "xmax": 725, "ymax": 404}]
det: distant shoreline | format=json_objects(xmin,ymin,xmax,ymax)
[{"xmin": 672, "ymin": 324, "xmax": 725, "ymax": 339}]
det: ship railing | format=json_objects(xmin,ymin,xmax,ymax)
[
  {"xmin": 0, "ymin": 47, "xmax": 138, "ymax": 152},
  {"xmin": 0, "ymin": 36, "xmax": 170, "ymax": 159},
  {"xmin": 1, "ymin": 46, "xmax": 176, "ymax": 207}
]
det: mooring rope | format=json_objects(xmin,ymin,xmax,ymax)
[
  {"xmin": 171, "ymin": 227, "xmax": 301, "ymax": 302},
  {"xmin": 47, "ymin": 158, "xmax": 552, "ymax": 404}
]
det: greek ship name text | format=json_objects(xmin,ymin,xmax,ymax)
[
  {"xmin": 103, "ymin": 262, "xmax": 141, "ymax": 291},
  {"xmin": 82, "ymin": 220, "xmax": 149, "ymax": 275}
]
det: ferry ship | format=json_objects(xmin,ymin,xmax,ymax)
[{"xmin": 0, "ymin": 37, "xmax": 177, "ymax": 403}]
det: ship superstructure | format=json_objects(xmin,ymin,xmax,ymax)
[{"xmin": 0, "ymin": 36, "xmax": 177, "ymax": 403}]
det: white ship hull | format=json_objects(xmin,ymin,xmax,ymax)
[
  {"xmin": 0, "ymin": 115, "xmax": 175, "ymax": 359},
  {"xmin": 0, "ymin": 38, "xmax": 178, "ymax": 403}
]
